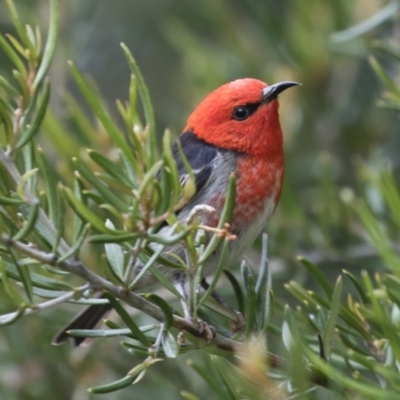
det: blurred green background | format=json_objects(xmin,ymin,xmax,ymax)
[{"xmin": 0, "ymin": 0, "xmax": 399, "ymax": 399}]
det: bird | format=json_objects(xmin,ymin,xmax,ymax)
[{"xmin": 52, "ymin": 78, "xmax": 300, "ymax": 346}]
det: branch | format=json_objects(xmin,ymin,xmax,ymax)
[
  {"xmin": 0, "ymin": 234, "xmax": 283, "ymax": 366},
  {"xmin": 0, "ymin": 283, "xmax": 89, "ymax": 324},
  {"xmin": 0, "ymin": 233, "xmax": 331, "ymax": 388}
]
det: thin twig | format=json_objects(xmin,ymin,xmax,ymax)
[
  {"xmin": 0, "ymin": 234, "xmax": 277, "ymax": 359},
  {"xmin": 0, "ymin": 283, "xmax": 89, "ymax": 324}
]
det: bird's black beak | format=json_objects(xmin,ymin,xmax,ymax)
[{"xmin": 262, "ymin": 81, "xmax": 301, "ymax": 103}]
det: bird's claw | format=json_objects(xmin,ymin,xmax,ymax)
[
  {"xmin": 230, "ymin": 311, "xmax": 246, "ymax": 333},
  {"xmin": 196, "ymin": 319, "xmax": 216, "ymax": 344}
]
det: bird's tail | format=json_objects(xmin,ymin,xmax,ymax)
[{"xmin": 52, "ymin": 295, "xmax": 112, "ymax": 347}]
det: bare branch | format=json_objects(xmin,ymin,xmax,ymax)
[{"xmin": 0, "ymin": 283, "xmax": 89, "ymax": 324}]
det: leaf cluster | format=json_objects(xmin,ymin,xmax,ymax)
[{"xmin": 1, "ymin": 2, "xmax": 400, "ymax": 399}]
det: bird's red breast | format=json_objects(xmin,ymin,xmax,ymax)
[
  {"xmin": 234, "ymin": 156, "xmax": 283, "ymax": 226},
  {"xmin": 203, "ymin": 156, "xmax": 283, "ymax": 234}
]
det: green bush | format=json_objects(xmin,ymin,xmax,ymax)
[{"xmin": 1, "ymin": 1, "xmax": 400, "ymax": 399}]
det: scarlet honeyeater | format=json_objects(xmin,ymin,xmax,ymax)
[{"xmin": 53, "ymin": 78, "xmax": 300, "ymax": 345}]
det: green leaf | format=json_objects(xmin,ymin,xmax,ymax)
[
  {"xmin": 211, "ymin": 356, "xmax": 241, "ymax": 400},
  {"xmin": 33, "ymin": 0, "xmax": 59, "ymax": 88},
  {"xmin": 5, "ymin": 0, "xmax": 35, "ymax": 57},
  {"xmin": 147, "ymin": 228, "xmax": 190, "ymax": 245},
  {"xmin": 255, "ymin": 233, "xmax": 271, "ymax": 330},
  {"xmin": 0, "ymin": 75, "xmax": 19, "ymax": 96},
  {"xmin": 42, "ymin": 110, "xmax": 77, "ymax": 159},
  {"xmin": 330, "ymin": 1, "xmax": 399, "ymax": 43},
  {"xmin": 103, "ymin": 291, "xmax": 152, "ymax": 346},
  {"xmin": 67, "ymin": 328, "xmax": 134, "ymax": 339},
  {"xmin": 188, "ymin": 359, "xmax": 231, "ymax": 400},
  {"xmin": 298, "ymin": 256, "xmax": 333, "ymax": 298},
  {"xmin": 51, "ymin": 184, "xmax": 66, "ymax": 252},
  {"xmin": 16, "ymin": 168, "xmax": 39, "ymax": 202},
  {"xmin": 0, "ymin": 34, "xmax": 27, "ymax": 76},
  {"xmin": 5, "ymin": 33, "xmax": 27, "ymax": 57},
  {"xmin": 1, "ymin": 260, "xmax": 73, "ymax": 290},
  {"xmin": 161, "ymin": 129, "xmax": 181, "ymax": 211},
  {"xmin": 14, "ymin": 80, "xmax": 51, "ymax": 151},
  {"xmin": 62, "ymin": 186, "xmax": 110, "ymax": 233},
  {"xmin": 0, "ymin": 305, "xmax": 26, "ymax": 326},
  {"xmin": 89, "ymin": 232, "xmax": 138, "ymax": 244},
  {"xmin": 121, "ymin": 43, "xmax": 156, "ymax": 167},
  {"xmin": 196, "ymin": 238, "xmax": 229, "ymax": 311},
  {"xmin": 143, "ymin": 293, "xmax": 174, "ymax": 330},
  {"xmin": 8, "ymin": 250, "xmax": 34, "ymax": 304},
  {"xmin": 128, "ymin": 74, "xmax": 141, "ymax": 126},
  {"xmin": 379, "ymin": 168, "xmax": 400, "ymax": 230},
  {"xmin": 137, "ymin": 160, "xmax": 164, "ymax": 198},
  {"xmin": 35, "ymin": 148, "xmax": 59, "ymax": 223},
  {"xmin": 104, "ymin": 219, "xmax": 125, "ymax": 281},
  {"xmin": 362, "ymin": 271, "xmax": 400, "ymax": 360},
  {"xmin": 0, "ymin": 195, "xmax": 23, "ymax": 205},
  {"xmin": 64, "ymin": 93, "xmax": 98, "ymax": 144},
  {"xmin": 129, "ymin": 242, "xmax": 166, "ymax": 288},
  {"xmin": 304, "ymin": 345, "xmax": 396, "ymax": 398},
  {"xmin": 88, "ymin": 149, "xmax": 132, "ymax": 187},
  {"xmin": 0, "ymin": 257, "xmax": 26, "ymax": 304},
  {"xmin": 0, "ymin": 100, "xmax": 14, "ymax": 141},
  {"xmin": 88, "ymin": 374, "xmax": 137, "ymax": 394},
  {"xmin": 161, "ymin": 331, "xmax": 179, "ymax": 358},
  {"xmin": 68, "ymin": 61, "xmax": 137, "ymax": 168},
  {"xmin": 73, "ymin": 157, "xmax": 128, "ymax": 212},
  {"xmin": 180, "ymin": 391, "xmax": 201, "ymax": 400},
  {"xmin": 223, "ymin": 269, "xmax": 244, "ymax": 314},
  {"xmin": 57, "ymin": 223, "xmax": 89, "ymax": 262},
  {"xmin": 369, "ymin": 56, "xmax": 400, "ymax": 97},
  {"xmin": 12, "ymin": 203, "xmax": 39, "ymax": 241},
  {"xmin": 282, "ymin": 305, "xmax": 298, "ymax": 351},
  {"xmin": 342, "ymin": 269, "xmax": 369, "ymax": 304},
  {"xmin": 242, "ymin": 264, "xmax": 256, "ymax": 336},
  {"xmin": 353, "ymin": 198, "xmax": 400, "ymax": 274},
  {"xmin": 322, "ymin": 275, "xmax": 342, "ymax": 358}
]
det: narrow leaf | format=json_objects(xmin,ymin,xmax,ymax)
[
  {"xmin": 322, "ymin": 275, "xmax": 343, "ymax": 358},
  {"xmin": 89, "ymin": 374, "xmax": 136, "ymax": 394},
  {"xmin": 121, "ymin": 43, "xmax": 156, "ymax": 167},
  {"xmin": 161, "ymin": 331, "xmax": 179, "ymax": 358},
  {"xmin": 104, "ymin": 219, "xmax": 125, "ymax": 281},
  {"xmin": 14, "ymin": 80, "xmax": 51, "ymax": 150},
  {"xmin": 62, "ymin": 186, "xmax": 110, "ymax": 233},
  {"xmin": 68, "ymin": 61, "xmax": 136, "ymax": 167},
  {"xmin": 299, "ymin": 256, "xmax": 333, "ymax": 298},
  {"xmin": 103, "ymin": 291, "xmax": 152, "ymax": 346},
  {"xmin": 33, "ymin": 0, "xmax": 59, "ymax": 88},
  {"xmin": 143, "ymin": 293, "xmax": 174, "ymax": 330}
]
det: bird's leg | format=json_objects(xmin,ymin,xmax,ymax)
[
  {"xmin": 173, "ymin": 272, "xmax": 216, "ymax": 343},
  {"xmin": 200, "ymin": 278, "xmax": 246, "ymax": 333}
]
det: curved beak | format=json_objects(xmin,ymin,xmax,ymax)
[{"xmin": 262, "ymin": 81, "xmax": 301, "ymax": 103}]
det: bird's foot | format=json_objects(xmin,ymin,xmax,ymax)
[
  {"xmin": 230, "ymin": 311, "xmax": 246, "ymax": 333},
  {"xmin": 194, "ymin": 319, "xmax": 216, "ymax": 344}
]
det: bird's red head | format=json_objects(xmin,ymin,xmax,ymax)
[{"xmin": 184, "ymin": 78, "xmax": 299, "ymax": 158}]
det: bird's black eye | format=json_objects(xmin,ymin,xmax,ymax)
[
  {"xmin": 232, "ymin": 103, "xmax": 259, "ymax": 121},
  {"xmin": 233, "ymin": 106, "xmax": 250, "ymax": 121}
]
